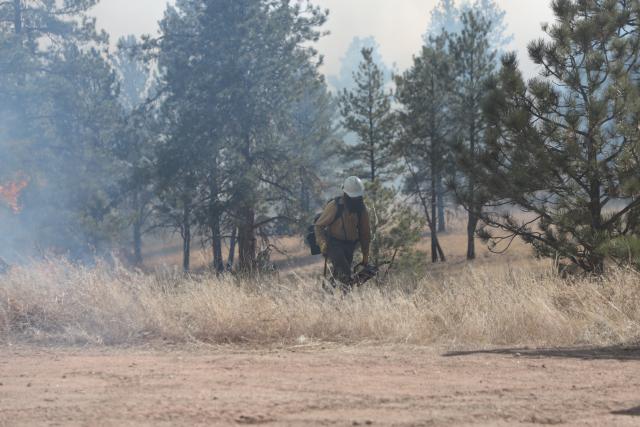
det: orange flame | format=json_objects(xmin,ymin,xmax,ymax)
[{"xmin": 0, "ymin": 177, "xmax": 29, "ymax": 214}]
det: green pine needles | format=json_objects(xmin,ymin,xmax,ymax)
[{"xmin": 469, "ymin": 0, "xmax": 640, "ymax": 273}]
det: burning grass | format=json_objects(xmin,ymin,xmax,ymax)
[
  {"xmin": 0, "ymin": 176, "xmax": 29, "ymax": 214},
  {"xmin": 1, "ymin": 259, "xmax": 639, "ymax": 348}
]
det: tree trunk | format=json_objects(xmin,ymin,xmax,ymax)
[
  {"xmin": 13, "ymin": 0, "xmax": 25, "ymax": 87},
  {"xmin": 430, "ymin": 156, "xmax": 441, "ymax": 263},
  {"xmin": 587, "ymin": 133, "xmax": 604, "ymax": 274},
  {"xmin": 300, "ymin": 167, "xmax": 311, "ymax": 216},
  {"xmin": 368, "ymin": 85, "xmax": 377, "ymax": 183},
  {"xmin": 437, "ymin": 177, "xmax": 446, "ymax": 233},
  {"xmin": 13, "ymin": 0, "xmax": 22, "ymax": 34},
  {"xmin": 466, "ymin": 210, "xmax": 478, "ymax": 260},
  {"xmin": 132, "ymin": 192, "xmax": 143, "ymax": 266},
  {"xmin": 431, "ymin": 194, "xmax": 439, "ymax": 262},
  {"xmin": 414, "ymin": 178, "xmax": 446, "ymax": 263},
  {"xmin": 370, "ymin": 145, "xmax": 376, "ymax": 183},
  {"xmin": 182, "ymin": 202, "xmax": 191, "ymax": 272},
  {"xmin": 429, "ymin": 212, "xmax": 446, "ymax": 263},
  {"xmin": 211, "ymin": 216, "xmax": 223, "ymax": 273},
  {"xmin": 467, "ymin": 114, "xmax": 477, "ymax": 260},
  {"xmin": 238, "ymin": 208, "xmax": 256, "ymax": 272},
  {"xmin": 587, "ymin": 197, "xmax": 605, "ymax": 274},
  {"xmin": 227, "ymin": 226, "xmax": 237, "ymax": 270},
  {"xmin": 133, "ymin": 219, "xmax": 143, "ymax": 266},
  {"xmin": 183, "ymin": 230, "xmax": 191, "ymax": 272},
  {"xmin": 209, "ymin": 176, "xmax": 224, "ymax": 272}
]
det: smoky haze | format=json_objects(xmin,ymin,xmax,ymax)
[
  {"xmin": 92, "ymin": 0, "xmax": 555, "ymax": 80},
  {"xmin": 1, "ymin": 0, "xmax": 554, "ymax": 269}
]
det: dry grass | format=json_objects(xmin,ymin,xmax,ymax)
[{"xmin": 1, "ymin": 258, "xmax": 639, "ymax": 348}]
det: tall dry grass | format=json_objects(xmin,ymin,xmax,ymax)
[{"xmin": 1, "ymin": 259, "xmax": 639, "ymax": 347}]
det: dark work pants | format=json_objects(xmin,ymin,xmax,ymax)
[{"xmin": 326, "ymin": 238, "xmax": 357, "ymax": 284}]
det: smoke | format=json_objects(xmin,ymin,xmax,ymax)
[{"xmin": 0, "ymin": 69, "xmax": 126, "ymax": 264}]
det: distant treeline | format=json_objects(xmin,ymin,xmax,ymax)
[{"xmin": 1, "ymin": 0, "xmax": 639, "ymax": 274}]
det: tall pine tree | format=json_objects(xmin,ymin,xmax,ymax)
[
  {"xmin": 150, "ymin": 0, "xmax": 328, "ymax": 272},
  {"xmin": 473, "ymin": 0, "xmax": 640, "ymax": 273},
  {"xmin": 448, "ymin": 10, "xmax": 497, "ymax": 260},
  {"xmin": 339, "ymin": 48, "xmax": 396, "ymax": 183},
  {"xmin": 396, "ymin": 35, "xmax": 451, "ymax": 263}
]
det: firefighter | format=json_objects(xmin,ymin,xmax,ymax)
[{"xmin": 314, "ymin": 176, "xmax": 371, "ymax": 285}]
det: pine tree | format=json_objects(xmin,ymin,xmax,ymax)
[
  {"xmin": 328, "ymin": 36, "xmax": 389, "ymax": 92},
  {"xmin": 448, "ymin": 10, "xmax": 497, "ymax": 260},
  {"xmin": 150, "ymin": 0, "xmax": 328, "ymax": 272},
  {"xmin": 339, "ymin": 47, "xmax": 424, "ymax": 266},
  {"xmin": 425, "ymin": 0, "xmax": 512, "ymax": 233},
  {"xmin": 425, "ymin": 0, "xmax": 460, "ymax": 39},
  {"xmin": 425, "ymin": 0, "xmax": 512, "ymax": 52},
  {"xmin": 286, "ymin": 75, "xmax": 341, "ymax": 222},
  {"xmin": 474, "ymin": 0, "xmax": 640, "ymax": 273},
  {"xmin": 112, "ymin": 36, "xmax": 157, "ymax": 266},
  {"xmin": 209, "ymin": 0, "xmax": 327, "ymax": 272},
  {"xmin": 339, "ymin": 48, "xmax": 397, "ymax": 183},
  {"xmin": 396, "ymin": 35, "xmax": 451, "ymax": 263},
  {"xmin": 364, "ymin": 180, "xmax": 424, "ymax": 267}
]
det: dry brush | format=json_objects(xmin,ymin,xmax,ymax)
[{"xmin": 1, "ymin": 260, "xmax": 639, "ymax": 347}]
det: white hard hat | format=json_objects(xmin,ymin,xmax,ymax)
[{"xmin": 343, "ymin": 176, "xmax": 365, "ymax": 198}]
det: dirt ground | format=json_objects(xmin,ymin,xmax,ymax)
[{"xmin": 1, "ymin": 344, "xmax": 639, "ymax": 426}]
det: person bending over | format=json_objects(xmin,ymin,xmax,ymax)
[{"xmin": 314, "ymin": 176, "xmax": 371, "ymax": 285}]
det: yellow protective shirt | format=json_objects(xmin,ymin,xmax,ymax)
[{"xmin": 314, "ymin": 197, "xmax": 371, "ymax": 259}]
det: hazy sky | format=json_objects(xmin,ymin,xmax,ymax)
[{"xmin": 91, "ymin": 0, "xmax": 555, "ymax": 79}]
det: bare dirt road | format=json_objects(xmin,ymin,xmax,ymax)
[{"xmin": 1, "ymin": 344, "xmax": 639, "ymax": 426}]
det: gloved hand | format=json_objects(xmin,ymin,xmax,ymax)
[{"xmin": 319, "ymin": 241, "xmax": 328, "ymax": 256}]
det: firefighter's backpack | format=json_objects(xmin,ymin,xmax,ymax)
[{"xmin": 305, "ymin": 197, "xmax": 344, "ymax": 255}]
